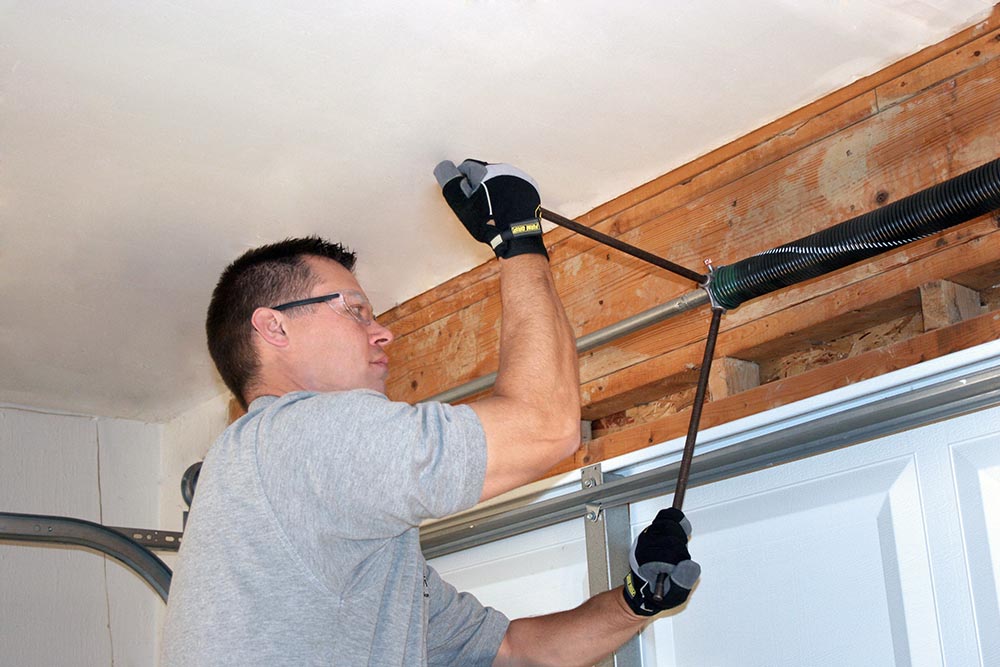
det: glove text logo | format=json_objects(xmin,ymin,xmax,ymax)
[
  {"xmin": 510, "ymin": 222, "xmax": 541, "ymax": 237},
  {"xmin": 624, "ymin": 572, "xmax": 638, "ymax": 598}
]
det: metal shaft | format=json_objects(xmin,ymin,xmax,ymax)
[{"xmin": 429, "ymin": 289, "xmax": 709, "ymax": 404}]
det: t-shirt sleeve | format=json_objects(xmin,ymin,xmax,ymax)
[
  {"xmin": 256, "ymin": 390, "xmax": 488, "ymax": 538},
  {"xmin": 425, "ymin": 565, "xmax": 509, "ymax": 667}
]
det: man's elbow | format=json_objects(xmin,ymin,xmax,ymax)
[
  {"xmin": 555, "ymin": 416, "xmax": 583, "ymax": 459},
  {"xmin": 550, "ymin": 392, "xmax": 583, "ymax": 456},
  {"xmin": 531, "ymin": 410, "xmax": 582, "ymax": 463}
]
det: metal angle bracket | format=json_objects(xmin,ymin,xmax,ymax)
[
  {"xmin": 580, "ymin": 463, "xmax": 627, "ymax": 589},
  {"xmin": 580, "ymin": 464, "xmax": 641, "ymax": 666}
]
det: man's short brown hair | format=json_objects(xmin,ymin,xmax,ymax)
[{"xmin": 206, "ymin": 236, "xmax": 357, "ymax": 408}]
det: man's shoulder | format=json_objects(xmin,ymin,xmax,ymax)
[
  {"xmin": 248, "ymin": 389, "xmax": 432, "ymax": 434},
  {"xmin": 264, "ymin": 390, "xmax": 474, "ymax": 420},
  {"xmin": 241, "ymin": 390, "xmax": 481, "ymax": 446}
]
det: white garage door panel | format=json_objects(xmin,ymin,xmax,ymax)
[
  {"xmin": 633, "ymin": 455, "xmax": 939, "ymax": 667},
  {"xmin": 429, "ymin": 518, "xmax": 589, "ymax": 620},
  {"xmin": 952, "ymin": 434, "xmax": 1000, "ymax": 665}
]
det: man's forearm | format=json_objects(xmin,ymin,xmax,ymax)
[
  {"xmin": 494, "ymin": 254, "xmax": 579, "ymax": 411},
  {"xmin": 493, "ymin": 587, "xmax": 648, "ymax": 667},
  {"xmin": 473, "ymin": 253, "xmax": 582, "ymax": 500}
]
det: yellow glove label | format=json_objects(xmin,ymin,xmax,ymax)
[
  {"xmin": 625, "ymin": 571, "xmax": 638, "ymax": 598},
  {"xmin": 510, "ymin": 221, "xmax": 541, "ymax": 237}
]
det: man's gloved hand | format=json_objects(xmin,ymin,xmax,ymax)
[
  {"xmin": 623, "ymin": 508, "xmax": 701, "ymax": 616},
  {"xmin": 434, "ymin": 159, "xmax": 547, "ymax": 259}
]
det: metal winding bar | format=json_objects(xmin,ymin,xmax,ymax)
[
  {"xmin": 672, "ymin": 307, "xmax": 724, "ymax": 511},
  {"xmin": 538, "ymin": 206, "xmax": 707, "ymax": 284}
]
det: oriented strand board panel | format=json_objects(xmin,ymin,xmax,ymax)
[{"xmin": 380, "ymin": 9, "xmax": 1000, "ymax": 475}]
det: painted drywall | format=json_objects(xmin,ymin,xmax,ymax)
[
  {"xmin": 0, "ymin": 406, "xmax": 160, "ymax": 665},
  {"xmin": 0, "ymin": 389, "xmax": 229, "ymax": 665},
  {"xmin": 158, "ymin": 392, "xmax": 230, "ymax": 538},
  {"xmin": 156, "ymin": 391, "xmax": 230, "ymax": 660}
]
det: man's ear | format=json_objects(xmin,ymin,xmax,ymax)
[{"xmin": 250, "ymin": 307, "xmax": 291, "ymax": 348}]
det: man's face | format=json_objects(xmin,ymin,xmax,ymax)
[{"xmin": 280, "ymin": 256, "xmax": 394, "ymax": 394}]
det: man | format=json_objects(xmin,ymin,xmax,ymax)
[{"xmin": 161, "ymin": 160, "xmax": 700, "ymax": 666}]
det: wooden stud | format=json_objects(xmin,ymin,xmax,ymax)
[
  {"xmin": 708, "ymin": 358, "xmax": 760, "ymax": 400},
  {"xmin": 919, "ymin": 279, "xmax": 983, "ymax": 331}
]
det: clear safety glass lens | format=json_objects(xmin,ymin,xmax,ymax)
[{"xmin": 333, "ymin": 290, "xmax": 373, "ymax": 326}]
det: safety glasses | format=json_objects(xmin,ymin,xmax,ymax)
[{"xmin": 270, "ymin": 290, "xmax": 374, "ymax": 326}]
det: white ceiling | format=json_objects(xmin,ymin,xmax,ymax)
[{"xmin": 1, "ymin": 1, "xmax": 994, "ymax": 422}]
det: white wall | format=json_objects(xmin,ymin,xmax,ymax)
[
  {"xmin": 158, "ymin": 392, "xmax": 230, "ymax": 537},
  {"xmin": 0, "ymin": 391, "xmax": 230, "ymax": 666},
  {"xmin": 155, "ymin": 391, "xmax": 230, "ymax": 660},
  {"xmin": 0, "ymin": 406, "xmax": 160, "ymax": 666}
]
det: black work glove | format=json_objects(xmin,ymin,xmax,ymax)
[
  {"xmin": 623, "ymin": 508, "xmax": 701, "ymax": 616},
  {"xmin": 433, "ymin": 159, "xmax": 547, "ymax": 259}
]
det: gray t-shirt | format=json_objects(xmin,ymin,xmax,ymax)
[{"xmin": 162, "ymin": 390, "xmax": 509, "ymax": 666}]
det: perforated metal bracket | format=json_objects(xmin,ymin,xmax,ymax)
[{"xmin": 109, "ymin": 526, "xmax": 183, "ymax": 551}]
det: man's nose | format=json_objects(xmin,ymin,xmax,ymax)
[{"xmin": 370, "ymin": 320, "xmax": 394, "ymax": 346}]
